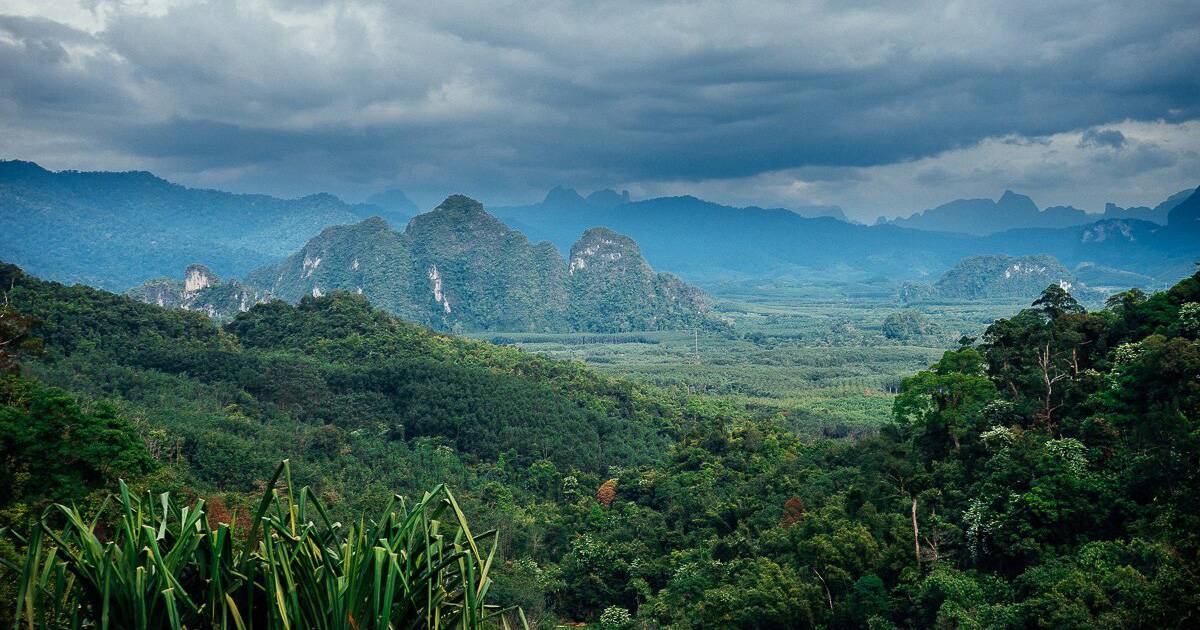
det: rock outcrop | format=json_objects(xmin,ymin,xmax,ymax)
[{"xmin": 128, "ymin": 264, "xmax": 261, "ymax": 320}]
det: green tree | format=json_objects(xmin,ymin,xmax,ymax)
[
  {"xmin": 1032, "ymin": 284, "xmax": 1084, "ymax": 321},
  {"xmin": 0, "ymin": 375, "xmax": 153, "ymax": 507},
  {"xmin": 893, "ymin": 348, "xmax": 997, "ymax": 458},
  {"xmin": 882, "ymin": 310, "xmax": 931, "ymax": 341}
]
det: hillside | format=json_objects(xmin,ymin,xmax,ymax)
[
  {"xmin": 0, "ymin": 160, "xmax": 414, "ymax": 290},
  {"xmin": 2, "ymin": 262, "xmax": 694, "ymax": 481},
  {"xmin": 140, "ymin": 196, "xmax": 720, "ymax": 332},
  {"xmin": 6, "ymin": 262, "xmax": 1200, "ymax": 628}
]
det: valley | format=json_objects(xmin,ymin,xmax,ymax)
[{"xmin": 473, "ymin": 283, "xmax": 1033, "ymax": 436}]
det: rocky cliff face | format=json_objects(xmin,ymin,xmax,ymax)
[
  {"xmin": 184, "ymin": 264, "xmax": 218, "ymax": 294},
  {"xmin": 128, "ymin": 264, "xmax": 260, "ymax": 320}
]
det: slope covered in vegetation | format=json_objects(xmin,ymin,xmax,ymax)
[
  {"xmin": 1, "ymin": 262, "xmax": 700, "ymax": 484},
  {"xmin": 3, "ymin": 262, "xmax": 1199, "ymax": 628}
]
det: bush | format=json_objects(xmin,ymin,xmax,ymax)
[{"xmin": 2, "ymin": 461, "xmax": 522, "ymax": 629}]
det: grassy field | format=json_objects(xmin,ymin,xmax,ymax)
[{"xmin": 471, "ymin": 280, "xmax": 1033, "ymax": 435}]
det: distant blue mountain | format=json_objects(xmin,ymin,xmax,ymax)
[
  {"xmin": 493, "ymin": 187, "xmax": 847, "ymax": 255},
  {"xmin": 885, "ymin": 188, "xmax": 1191, "ymax": 235},
  {"xmin": 2, "ymin": 160, "xmax": 1196, "ymax": 293},
  {"xmin": 0, "ymin": 160, "xmax": 398, "ymax": 290},
  {"xmin": 365, "ymin": 188, "xmax": 420, "ymax": 224},
  {"xmin": 494, "ymin": 186, "xmax": 1200, "ymax": 286}
]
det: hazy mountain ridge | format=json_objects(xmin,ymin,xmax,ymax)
[
  {"xmin": 0, "ymin": 160, "xmax": 414, "ymax": 290},
  {"xmin": 1167, "ymin": 185, "xmax": 1200, "ymax": 231},
  {"xmin": 500, "ymin": 187, "xmax": 1200, "ymax": 287},
  {"xmin": 886, "ymin": 188, "xmax": 1193, "ymax": 235},
  {"xmin": 5, "ymin": 160, "xmax": 1197, "ymax": 295},
  {"xmin": 492, "ymin": 187, "xmax": 848, "ymax": 255},
  {"xmin": 365, "ymin": 188, "xmax": 420, "ymax": 222}
]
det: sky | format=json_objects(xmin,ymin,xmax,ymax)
[{"xmin": 0, "ymin": 0, "xmax": 1198, "ymax": 221}]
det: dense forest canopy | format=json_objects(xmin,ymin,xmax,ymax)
[{"xmin": 1, "ymin": 262, "xmax": 1199, "ymax": 628}]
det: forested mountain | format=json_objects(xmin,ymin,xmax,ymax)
[
  {"xmin": 0, "ymin": 262, "xmax": 690, "ymax": 485},
  {"xmin": 886, "ymin": 188, "xmax": 1193, "ymax": 235},
  {"xmin": 4, "ymin": 263, "xmax": 1199, "ymax": 628},
  {"xmin": 141, "ymin": 195, "xmax": 719, "ymax": 332},
  {"xmin": 566, "ymin": 227, "xmax": 712, "ymax": 332},
  {"xmin": 901, "ymin": 254, "xmax": 1095, "ymax": 303},
  {"xmin": 0, "ymin": 160, "xmax": 414, "ymax": 290}
]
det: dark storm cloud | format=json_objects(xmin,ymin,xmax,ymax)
[
  {"xmin": 0, "ymin": 15, "xmax": 132, "ymax": 113},
  {"xmin": 0, "ymin": 0, "xmax": 1198, "ymax": 206}
]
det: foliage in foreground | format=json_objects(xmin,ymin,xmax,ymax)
[{"xmin": 2, "ymin": 461, "xmax": 520, "ymax": 629}]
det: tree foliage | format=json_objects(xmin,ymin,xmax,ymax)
[{"xmin": 2, "ymin": 263, "xmax": 1200, "ymax": 627}]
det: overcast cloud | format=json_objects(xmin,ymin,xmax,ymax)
[{"xmin": 0, "ymin": 0, "xmax": 1197, "ymax": 219}]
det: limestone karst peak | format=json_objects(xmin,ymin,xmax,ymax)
[{"xmin": 184, "ymin": 264, "xmax": 218, "ymax": 293}]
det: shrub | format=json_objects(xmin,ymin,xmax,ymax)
[{"xmin": 2, "ymin": 461, "xmax": 522, "ymax": 629}]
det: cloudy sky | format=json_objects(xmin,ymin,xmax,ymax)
[{"xmin": 1, "ymin": 0, "xmax": 1197, "ymax": 220}]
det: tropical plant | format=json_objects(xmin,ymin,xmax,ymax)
[{"xmin": 2, "ymin": 461, "xmax": 522, "ymax": 629}]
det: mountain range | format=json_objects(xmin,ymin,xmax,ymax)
[
  {"xmin": 130, "ymin": 196, "xmax": 720, "ymax": 333},
  {"xmin": 884, "ymin": 189, "xmax": 1193, "ymax": 235},
  {"xmin": 0, "ymin": 160, "xmax": 413, "ymax": 290},
  {"xmin": 492, "ymin": 186, "xmax": 849, "ymax": 255},
  {"xmin": 3, "ymin": 159, "xmax": 1198, "ymax": 296},
  {"xmin": 493, "ymin": 187, "xmax": 1200, "ymax": 286}
]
